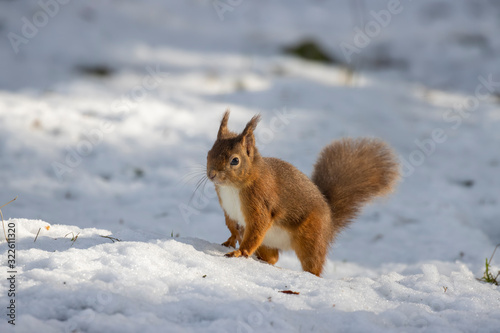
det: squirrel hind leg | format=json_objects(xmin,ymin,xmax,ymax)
[
  {"xmin": 255, "ymin": 245, "xmax": 280, "ymax": 265},
  {"xmin": 292, "ymin": 210, "xmax": 331, "ymax": 277},
  {"xmin": 294, "ymin": 243, "xmax": 327, "ymax": 277},
  {"xmin": 294, "ymin": 244, "xmax": 326, "ymax": 277}
]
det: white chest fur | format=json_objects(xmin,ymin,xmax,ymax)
[
  {"xmin": 218, "ymin": 185, "xmax": 246, "ymax": 227},
  {"xmin": 217, "ymin": 185, "xmax": 292, "ymax": 251}
]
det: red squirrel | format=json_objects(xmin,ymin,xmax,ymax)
[{"xmin": 206, "ymin": 111, "xmax": 400, "ymax": 276}]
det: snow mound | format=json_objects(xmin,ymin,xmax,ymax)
[{"xmin": 1, "ymin": 219, "xmax": 499, "ymax": 333}]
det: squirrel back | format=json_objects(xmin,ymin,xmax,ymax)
[
  {"xmin": 207, "ymin": 111, "xmax": 400, "ymax": 276},
  {"xmin": 312, "ymin": 138, "xmax": 400, "ymax": 235}
]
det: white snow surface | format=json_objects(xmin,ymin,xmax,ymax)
[
  {"xmin": 1, "ymin": 0, "xmax": 500, "ymax": 332},
  {"xmin": 2, "ymin": 219, "xmax": 500, "ymax": 333}
]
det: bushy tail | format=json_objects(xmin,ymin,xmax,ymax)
[{"xmin": 311, "ymin": 138, "xmax": 400, "ymax": 232}]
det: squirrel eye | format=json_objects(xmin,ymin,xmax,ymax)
[{"xmin": 230, "ymin": 157, "xmax": 239, "ymax": 166}]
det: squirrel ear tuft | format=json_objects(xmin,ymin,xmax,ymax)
[
  {"xmin": 217, "ymin": 110, "xmax": 230, "ymax": 139},
  {"xmin": 241, "ymin": 114, "xmax": 261, "ymax": 137},
  {"xmin": 240, "ymin": 114, "xmax": 261, "ymax": 156}
]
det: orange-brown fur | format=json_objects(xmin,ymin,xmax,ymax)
[
  {"xmin": 220, "ymin": 213, "xmax": 241, "ymax": 248},
  {"xmin": 207, "ymin": 111, "xmax": 400, "ymax": 276}
]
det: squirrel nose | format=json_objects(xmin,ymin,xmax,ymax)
[{"xmin": 208, "ymin": 169, "xmax": 217, "ymax": 180}]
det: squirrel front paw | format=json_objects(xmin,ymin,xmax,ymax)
[
  {"xmin": 221, "ymin": 238, "xmax": 236, "ymax": 248},
  {"xmin": 224, "ymin": 249, "xmax": 249, "ymax": 258}
]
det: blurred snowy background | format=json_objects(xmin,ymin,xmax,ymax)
[
  {"xmin": 1, "ymin": 0, "xmax": 499, "ymax": 258},
  {"xmin": 0, "ymin": 1, "xmax": 499, "ymax": 332}
]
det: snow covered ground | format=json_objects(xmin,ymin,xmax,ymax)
[
  {"xmin": 0, "ymin": 1, "xmax": 499, "ymax": 332},
  {"xmin": 1, "ymin": 219, "xmax": 500, "ymax": 333}
]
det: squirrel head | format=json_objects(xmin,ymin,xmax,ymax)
[{"xmin": 207, "ymin": 110, "xmax": 261, "ymax": 187}]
